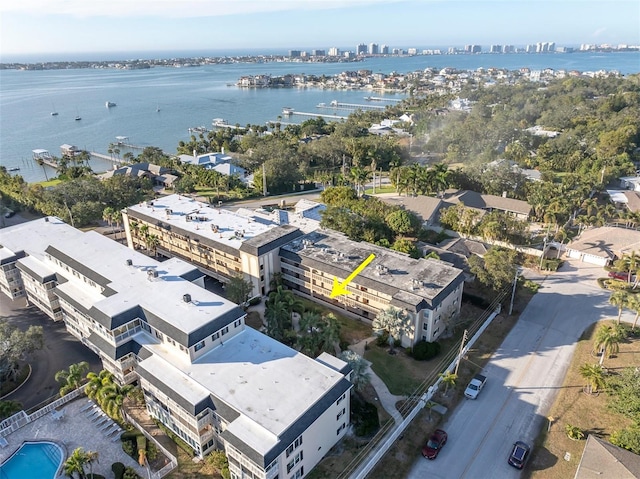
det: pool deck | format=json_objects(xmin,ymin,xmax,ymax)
[{"xmin": 0, "ymin": 397, "xmax": 147, "ymax": 478}]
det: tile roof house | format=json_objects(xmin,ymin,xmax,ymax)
[{"xmin": 565, "ymin": 226, "xmax": 640, "ymax": 266}]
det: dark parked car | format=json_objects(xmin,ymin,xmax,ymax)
[
  {"xmin": 422, "ymin": 429, "xmax": 448, "ymax": 460},
  {"xmin": 508, "ymin": 441, "xmax": 531, "ymax": 469}
]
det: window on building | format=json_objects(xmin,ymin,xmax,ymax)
[
  {"xmin": 234, "ymin": 320, "xmax": 241, "ymax": 328},
  {"xmin": 194, "ymin": 341, "xmax": 205, "ymax": 352},
  {"xmin": 337, "ymin": 393, "xmax": 346, "ymax": 406},
  {"xmin": 222, "ymin": 326, "xmax": 229, "ymax": 336},
  {"xmin": 212, "ymin": 332, "xmax": 220, "ymax": 341},
  {"xmin": 337, "ymin": 408, "xmax": 346, "ymax": 420},
  {"xmin": 337, "ymin": 423, "xmax": 346, "ymax": 435}
]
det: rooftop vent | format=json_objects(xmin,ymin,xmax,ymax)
[
  {"xmin": 411, "ymin": 278, "xmax": 423, "ymax": 289},
  {"xmin": 375, "ymin": 264, "xmax": 388, "ymax": 276},
  {"xmin": 147, "ymin": 269, "xmax": 158, "ymax": 279},
  {"xmin": 126, "ymin": 259, "xmax": 133, "ymax": 266},
  {"xmin": 45, "ymin": 217, "xmax": 49, "ymax": 222},
  {"xmin": 183, "ymin": 293, "xmax": 192, "ymax": 303}
]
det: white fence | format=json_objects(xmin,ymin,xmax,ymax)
[
  {"xmin": 0, "ymin": 388, "xmax": 84, "ymax": 437},
  {"xmin": 349, "ymin": 307, "xmax": 501, "ymax": 479}
]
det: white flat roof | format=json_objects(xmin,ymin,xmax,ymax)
[
  {"xmin": 1, "ymin": 217, "xmax": 240, "ymax": 336},
  {"xmin": 127, "ymin": 195, "xmax": 284, "ymax": 251},
  {"xmin": 145, "ymin": 327, "xmax": 345, "ymax": 455}
]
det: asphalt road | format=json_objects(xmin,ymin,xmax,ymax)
[
  {"xmin": 0, "ymin": 293, "xmax": 102, "ymax": 410},
  {"xmin": 407, "ymin": 260, "xmax": 620, "ymax": 479}
]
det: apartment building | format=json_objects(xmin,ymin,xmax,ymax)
[
  {"xmin": 279, "ymin": 230, "xmax": 466, "ymax": 345},
  {"xmin": 122, "ymin": 195, "xmax": 303, "ymax": 297},
  {"xmin": 0, "ymin": 217, "xmax": 353, "ymax": 478}
]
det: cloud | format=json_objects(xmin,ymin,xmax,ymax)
[{"xmin": 0, "ymin": 0, "xmax": 400, "ymax": 18}]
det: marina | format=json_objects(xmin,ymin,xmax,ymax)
[
  {"xmin": 2, "ymin": 51, "xmax": 636, "ymax": 184},
  {"xmin": 365, "ymin": 96, "xmax": 403, "ymax": 102}
]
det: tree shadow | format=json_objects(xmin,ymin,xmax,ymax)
[{"xmin": 529, "ymin": 446, "xmax": 559, "ymax": 472}]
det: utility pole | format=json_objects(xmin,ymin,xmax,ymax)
[
  {"xmin": 509, "ymin": 267, "xmax": 520, "ymax": 315},
  {"xmin": 454, "ymin": 329, "xmax": 468, "ymax": 376},
  {"xmin": 262, "ymin": 163, "xmax": 267, "ymax": 197}
]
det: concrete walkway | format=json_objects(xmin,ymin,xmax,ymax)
[{"xmin": 349, "ymin": 337, "xmax": 405, "ymax": 425}]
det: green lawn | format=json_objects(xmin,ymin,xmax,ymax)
[
  {"xmin": 37, "ymin": 179, "xmax": 62, "ymax": 188},
  {"xmin": 297, "ymin": 298, "xmax": 372, "ymax": 346},
  {"xmin": 365, "ymin": 344, "xmax": 423, "ymax": 395},
  {"xmin": 364, "ymin": 186, "xmax": 396, "ymax": 195}
]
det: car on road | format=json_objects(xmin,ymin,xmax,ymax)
[
  {"xmin": 464, "ymin": 374, "xmax": 487, "ymax": 399},
  {"xmin": 508, "ymin": 441, "xmax": 531, "ymax": 469},
  {"xmin": 421, "ymin": 429, "xmax": 448, "ymax": 460}
]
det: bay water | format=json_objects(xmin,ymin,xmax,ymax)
[{"xmin": 1, "ymin": 51, "xmax": 638, "ymax": 184}]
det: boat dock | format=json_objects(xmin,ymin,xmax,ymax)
[
  {"xmin": 281, "ymin": 110, "xmax": 348, "ymax": 120},
  {"xmin": 32, "ymin": 149, "xmax": 58, "ymax": 168},
  {"xmin": 365, "ymin": 96, "xmax": 403, "ymax": 102},
  {"xmin": 114, "ymin": 136, "xmax": 145, "ymax": 150},
  {"xmin": 317, "ymin": 101, "xmax": 386, "ymax": 111},
  {"xmin": 89, "ymin": 152, "xmax": 128, "ymax": 164}
]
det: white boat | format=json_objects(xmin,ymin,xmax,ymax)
[
  {"xmin": 51, "ymin": 112, "xmax": 59, "ymax": 116},
  {"xmin": 282, "ymin": 107, "xmax": 294, "ymax": 115},
  {"xmin": 106, "ymin": 101, "xmax": 116, "ymax": 108},
  {"xmin": 212, "ymin": 118, "xmax": 228, "ymax": 127}
]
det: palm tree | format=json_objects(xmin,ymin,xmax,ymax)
[
  {"xmin": 579, "ymin": 363, "xmax": 606, "ymax": 394},
  {"xmin": 265, "ymin": 301, "xmax": 289, "ymax": 342},
  {"xmin": 0, "ymin": 400, "xmax": 23, "ymax": 420},
  {"xmin": 339, "ymin": 350, "xmax": 371, "ymax": 392},
  {"xmin": 609, "ymin": 290, "xmax": 629, "ymax": 325},
  {"xmin": 64, "ymin": 447, "xmax": 89, "ymax": 478},
  {"xmin": 593, "ymin": 324, "xmax": 622, "ymax": 366},
  {"xmin": 626, "ymin": 294, "xmax": 640, "ymax": 331},
  {"xmin": 349, "ymin": 166, "xmax": 371, "ymax": 196},
  {"xmin": 84, "ymin": 370, "xmax": 113, "ymax": 401},
  {"xmin": 372, "ymin": 306, "xmax": 412, "ymax": 354},
  {"xmin": 439, "ymin": 370, "xmax": 458, "ymax": 396},
  {"xmin": 86, "ymin": 450, "xmax": 99, "ymax": 479},
  {"xmin": 145, "ymin": 234, "xmax": 160, "ymax": 258},
  {"xmin": 55, "ymin": 361, "xmax": 90, "ymax": 396}
]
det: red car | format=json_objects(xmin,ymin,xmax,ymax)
[
  {"xmin": 422, "ymin": 429, "xmax": 448, "ymax": 459},
  {"xmin": 608, "ymin": 271, "xmax": 629, "ymax": 281}
]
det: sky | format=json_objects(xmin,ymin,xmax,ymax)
[{"xmin": 1, "ymin": 0, "xmax": 639, "ymax": 61}]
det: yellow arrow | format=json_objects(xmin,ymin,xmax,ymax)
[{"xmin": 330, "ymin": 254, "xmax": 376, "ymax": 298}]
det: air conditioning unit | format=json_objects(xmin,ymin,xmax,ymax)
[
  {"xmin": 183, "ymin": 293, "xmax": 192, "ymax": 303},
  {"xmin": 126, "ymin": 259, "xmax": 133, "ymax": 266}
]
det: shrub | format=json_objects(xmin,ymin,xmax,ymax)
[
  {"xmin": 136, "ymin": 435, "xmax": 147, "ymax": 466},
  {"xmin": 411, "ymin": 340, "xmax": 441, "ymax": 360},
  {"xmin": 122, "ymin": 440, "xmax": 134, "ymax": 456},
  {"xmin": 207, "ymin": 450, "xmax": 231, "ymax": 479},
  {"xmin": 112, "ymin": 462, "xmax": 125, "ymax": 479},
  {"xmin": 123, "ymin": 467, "xmax": 141, "ymax": 479},
  {"xmin": 351, "ymin": 392, "xmax": 380, "ymax": 437},
  {"xmin": 147, "ymin": 441, "xmax": 158, "ymax": 461},
  {"xmin": 375, "ymin": 331, "xmax": 390, "ymax": 347},
  {"xmin": 565, "ymin": 424, "xmax": 585, "ymax": 440}
]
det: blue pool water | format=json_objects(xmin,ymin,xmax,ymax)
[{"xmin": 0, "ymin": 441, "xmax": 63, "ymax": 479}]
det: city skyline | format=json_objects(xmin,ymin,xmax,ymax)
[{"xmin": 1, "ymin": 0, "xmax": 639, "ymax": 60}]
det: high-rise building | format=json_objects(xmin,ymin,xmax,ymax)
[
  {"xmin": 356, "ymin": 43, "xmax": 367, "ymax": 55},
  {"xmin": 380, "ymin": 44, "xmax": 389, "ymax": 55},
  {"xmin": 311, "ymin": 49, "xmax": 325, "ymax": 57},
  {"xmin": 328, "ymin": 47, "xmax": 340, "ymax": 56},
  {"xmin": 490, "ymin": 45, "xmax": 502, "ymax": 53},
  {"xmin": 289, "ymin": 50, "xmax": 301, "ymax": 58},
  {"xmin": 368, "ymin": 43, "xmax": 379, "ymax": 55}
]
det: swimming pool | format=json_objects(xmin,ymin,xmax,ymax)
[{"xmin": 0, "ymin": 441, "xmax": 64, "ymax": 479}]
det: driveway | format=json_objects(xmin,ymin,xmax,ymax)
[
  {"xmin": 407, "ymin": 260, "xmax": 620, "ymax": 479},
  {"xmin": 0, "ymin": 294, "xmax": 102, "ymax": 410}
]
